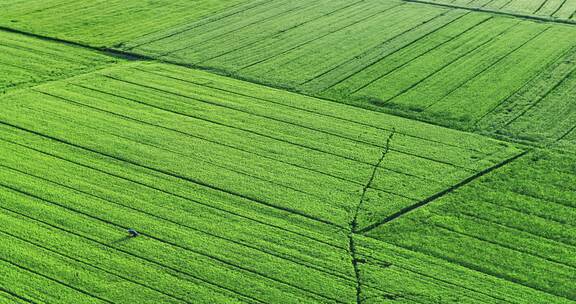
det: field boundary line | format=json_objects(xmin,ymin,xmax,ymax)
[
  {"xmin": 0, "ymin": 205, "xmax": 265, "ymax": 304},
  {"xmin": 0, "ymin": 24, "xmax": 526, "ymax": 156},
  {"xmin": 0, "ymin": 230, "xmax": 191, "ymax": 304},
  {"xmin": 0, "ymin": 120, "xmax": 343, "ymax": 228},
  {"xmin": 0, "ymin": 257, "xmax": 113, "ymax": 304},
  {"xmin": 0, "ymin": 163, "xmax": 353, "ymax": 282},
  {"xmin": 0, "ymin": 184, "xmax": 347, "ymax": 304},
  {"xmin": 0, "ymin": 26, "xmax": 153, "ymax": 61},
  {"xmin": 402, "ymin": 0, "xmax": 576, "ymax": 25},
  {"xmin": 0, "ymin": 135, "xmax": 345, "ymax": 251},
  {"xmin": 357, "ymin": 149, "xmax": 528, "ymax": 234},
  {"xmin": 363, "ymin": 234, "xmax": 575, "ymax": 301},
  {"xmin": 134, "ymin": 67, "xmax": 490, "ymax": 154},
  {"xmin": 101, "ymin": 73, "xmax": 474, "ymax": 171},
  {"xmin": 349, "ymin": 130, "xmax": 396, "ymax": 304},
  {"xmin": 0, "ymin": 288, "xmax": 37, "ymax": 304}
]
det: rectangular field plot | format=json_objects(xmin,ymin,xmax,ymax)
[
  {"xmin": 0, "ymin": 62, "xmax": 523, "ymax": 302},
  {"xmin": 477, "ymin": 49, "xmax": 576, "ymax": 150},
  {"xmin": 364, "ymin": 149, "xmax": 576, "ymax": 302},
  {"xmin": 123, "ymin": 0, "xmax": 576, "ymax": 132},
  {"xmin": 0, "ymin": 29, "xmax": 119, "ymax": 94},
  {"xmin": 0, "ymin": 0, "xmax": 251, "ymax": 47}
]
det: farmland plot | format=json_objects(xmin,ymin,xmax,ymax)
[
  {"xmin": 0, "ymin": 29, "xmax": 118, "ymax": 93},
  {"xmin": 0, "ymin": 61, "xmax": 524, "ymax": 303},
  {"xmin": 422, "ymin": 0, "xmax": 576, "ymax": 21},
  {"xmin": 363, "ymin": 149, "xmax": 576, "ymax": 302},
  {"xmin": 477, "ymin": 47, "xmax": 576, "ymax": 150},
  {"xmin": 0, "ymin": 0, "xmax": 251, "ymax": 47},
  {"xmin": 121, "ymin": 0, "xmax": 576, "ymax": 132}
]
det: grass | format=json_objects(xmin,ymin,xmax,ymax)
[
  {"xmin": 0, "ymin": 1, "xmax": 575, "ymax": 303},
  {"xmin": 365, "ymin": 149, "xmax": 576, "ymax": 302}
]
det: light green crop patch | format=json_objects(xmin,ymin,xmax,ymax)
[
  {"xmin": 0, "ymin": 30, "xmax": 120, "ymax": 94},
  {"xmin": 0, "ymin": 0, "xmax": 252, "ymax": 47},
  {"xmin": 0, "ymin": 61, "xmax": 522, "ymax": 229},
  {"xmin": 366, "ymin": 149, "xmax": 576, "ymax": 302}
]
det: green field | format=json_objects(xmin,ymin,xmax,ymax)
[{"xmin": 0, "ymin": 0, "xmax": 574, "ymax": 303}]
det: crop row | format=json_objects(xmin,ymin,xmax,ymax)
[
  {"xmin": 0, "ymin": 29, "xmax": 117, "ymax": 92},
  {"xmin": 328, "ymin": 15, "xmax": 576, "ymax": 128},
  {"xmin": 117, "ymin": 0, "xmax": 576, "ymax": 136},
  {"xmin": 0, "ymin": 0, "xmax": 251, "ymax": 47},
  {"xmin": 0, "ymin": 63, "xmax": 521, "ymax": 226},
  {"xmin": 365, "ymin": 149, "xmax": 576, "ymax": 301},
  {"xmin": 356, "ymin": 236, "xmax": 574, "ymax": 304},
  {"xmin": 0, "ymin": 171, "xmax": 354, "ymax": 303},
  {"xmin": 432, "ymin": 0, "xmax": 576, "ymax": 19}
]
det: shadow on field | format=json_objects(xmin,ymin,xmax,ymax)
[{"xmin": 110, "ymin": 236, "xmax": 132, "ymax": 244}]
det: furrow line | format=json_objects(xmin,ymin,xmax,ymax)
[
  {"xmin": 203, "ymin": 0, "xmax": 367, "ymax": 63},
  {"xmin": 501, "ymin": 65, "xmax": 576, "ymax": 127},
  {"xmin": 452, "ymin": 208, "xmax": 576, "ymax": 248},
  {"xmin": 127, "ymin": 0, "xmax": 277, "ymax": 50},
  {"xmin": 0, "ymin": 258, "xmax": 113, "ymax": 304},
  {"xmin": 237, "ymin": 3, "xmax": 407, "ymax": 71},
  {"xmin": 430, "ymin": 221, "xmax": 576, "ymax": 269},
  {"xmin": 372, "ymin": 19, "xmax": 522, "ymax": 105},
  {"xmin": 364, "ymin": 235, "xmax": 574, "ymax": 301},
  {"xmin": 473, "ymin": 45, "xmax": 576, "ymax": 128},
  {"xmin": 551, "ymin": 0, "xmax": 569, "ymax": 17},
  {"xmin": 22, "ymin": 103, "xmax": 335, "ymax": 205},
  {"xmin": 161, "ymin": 1, "xmax": 311, "ymax": 57},
  {"xmin": 402, "ymin": 0, "xmax": 576, "ymax": 25},
  {"xmin": 35, "ymin": 88, "xmax": 366, "ymax": 187},
  {"xmin": 0, "ymin": 230, "xmax": 191, "ymax": 304},
  {"xmin": 101, "ymin": 75, "xmax": 474, "ymax": 171},
  {"xmin": 0, "ymin": 288, "xmax": 36, "ymax": 304},
  {"xmin": 134, "ymin": 67, "xmax": 490, "ymax": 154},
  {"xmin": 361, "ymin": 252, "xmax": 516, "ymax": 303},
  {"xmin": 0, "ymin": 184, "xmax": 345, "ymax": 304},
  {"xmin": 346, "ymin": 16, "xmax": 494, "ymax": 95},
  {"xmin": 556, "ymin": 123, "xmax": 576, "ymax": 142},
  {"xmin": 421, "ymin": 25, "xmax": 551, "ymax": 112},
  {"xmin": 300, "ymin": 8, "xmax": 456, "ymax": 87},
  {"xmin": 34, "ymin": 89, "xmax": 421, "ymax": 200},
  {"xmin": 0, "ymin": 136, "xmax": 346, "ymax": 251},
  {"xmin": 0, "ymin": 120, "xmax": 343, "ymax": 228},
  {"xmin": 0, "ymin": 206, "xmax": 264, "ymax": 304},
  {"xmin": 358, "ymin": 149, "xmax": 528, "ymax": 234},
  {"xmin": 0, "ymin": 163, "xmax": 353, "ymax": 282}
]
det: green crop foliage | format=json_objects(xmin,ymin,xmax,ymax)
[{"xmin": 0, "ymin": 1, "xmax": 574, "ymax": 303}]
